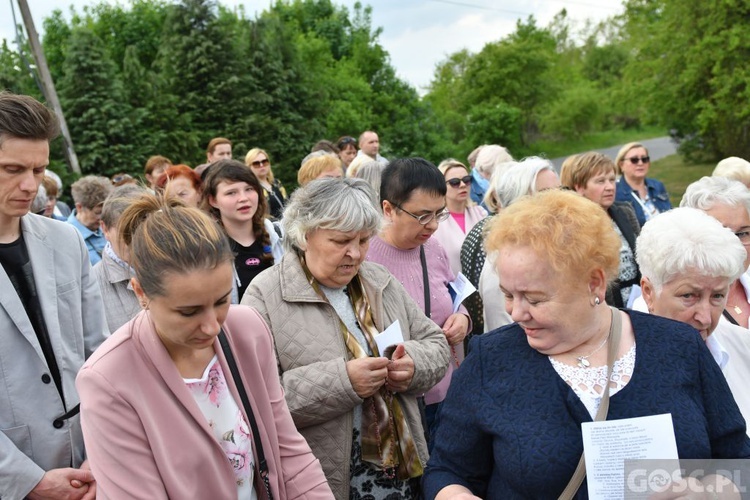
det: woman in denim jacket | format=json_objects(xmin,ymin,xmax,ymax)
[{"xmin": 614, "ymin": 142, "xmax": 672, "ymax": 225}]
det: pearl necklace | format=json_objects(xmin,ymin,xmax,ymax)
[{"xmin": 576, "ymin": 329, "xmax": 611, "ymax": 368}]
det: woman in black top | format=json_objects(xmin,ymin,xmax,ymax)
[
  {"xmin": 244, "ymin": 148, "xmax": 287, "ymax": 220},
  {"xmin": 201, "ymin": 160, "xmax": 283, "ymax": 301}
]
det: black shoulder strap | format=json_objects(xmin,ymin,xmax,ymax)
[
  {"xmin": 218, "ymin": 329, "xmax": 274, "ymax": 500},
  {"xmin": 723, "ymin": 309, "xmax": 740, "ymax": 326},
  {"xmin": 420, "ymin": 244, "xmax": 431, "ymax": 318}
]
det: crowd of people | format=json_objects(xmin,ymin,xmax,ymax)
[{"xmin": 3, "ymin": 89, "xmax": 750, "ymax": 500}]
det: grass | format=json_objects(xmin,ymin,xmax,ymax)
[
  {"xmin": 649, "ymin": 154, "xmax": 715, "ymax": 206},
  {"xmin": 531, "ymin": 126, "xmax": 666, "ymax": 159}
]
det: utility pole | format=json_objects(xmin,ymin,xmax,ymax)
[{"xmin": 16, "ymin": 0, "xmax": 81, "ymax": 174}]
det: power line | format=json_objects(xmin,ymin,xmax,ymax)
[
  {"xmin": 428, "ymin": 0, "xmax": 530, "ymax": 16},
  {"xmin": 428, "ymin": 0, "xmax": 621, "ymax": 15}
]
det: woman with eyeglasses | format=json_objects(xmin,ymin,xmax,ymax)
[
  {"xmin": 681, "ymin": 176, "xmax": 750, "ymax": 328},
  {"xmin": 433, "ymin": 159, "xmax": 488, "ymax": 276},
  {"xmin": 245, "ymin": 148, "xmax": 287, "ymax": 220},
  {"xmin": 561, "ymin": 152, "xmax": 641, "ymax": 308},
  {"xmin": 366, "ymin": 158, "xmax": 471, "ymax": 440},
  {"xmin": 336, "ymin": 136, "xmax": 358, "ymax": 172},
  {"xmin": 614, "ymin": 142, "xmax": 672, "ymax": 225}
]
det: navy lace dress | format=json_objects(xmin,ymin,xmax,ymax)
[{"xmin": 423, "ymin": 310, "xmax": 750, "ymax": 499}]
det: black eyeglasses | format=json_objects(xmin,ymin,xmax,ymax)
[
  {"xmin": 446, "ymin": 175, "xmax": 472, "ymax": 188},
  {"xmin": 390, "ymin": 201, "xmax": 450, "ymax": 225},
  {"xmin": 626, "ymin": 156, "xmax": 650, "ymax": 164},
  {"xmin": 338, "ymin": 137, "xmax": 356, "ymax": 147},
  {"xmin": 251, "ymin": 159, "xmax": 270, "ymax": 168}
]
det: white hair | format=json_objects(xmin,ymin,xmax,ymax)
[
  {"xmin": 31, "ymin": 184, "xmax": 47, "ymax": 214},
  {"xmin": 282, "ymin": 177, "xmax": 382, "ymax": 253},
  {"xmin": 474, "ymin": 144, "xmax": 513, "ymax": 176},
  {"xmin": 346, "ymin": 154, "xmax": 372, "ymax": 178},
  {"xmin": 353, "ymin": 161, "xmax": 383, "ymax": 203},
  {"xmin": 489, "ymin": 157, "xmax": 557, "ymax": 210},
  {"xmin": 713, "ymin": 156, "xmax": 750, "ymax": 186},
  {"xmin": 45, "ymin": 169, "xmax": 63, "ymax": 191},
  {"xmin": 680, "ymin": 176, "xmax": 750, "ymax": 218},
  {"xmin": 636, "ymin": 207, "xmax": 746, "ymax": 293}
]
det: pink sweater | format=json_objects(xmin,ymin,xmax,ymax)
[{"xmin": 366, "ymin": 236, "xmax": 466, "ymax": 405}]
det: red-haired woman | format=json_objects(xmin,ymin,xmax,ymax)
[{"xmin": 156, "ymin": 164, "xmax": 202, "ymax": 208}]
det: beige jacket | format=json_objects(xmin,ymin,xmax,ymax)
[{"xmin": 243, "ymin": 254, "xmax": 449, "ymax": 499}]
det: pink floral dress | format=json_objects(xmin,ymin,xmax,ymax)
[{"xmin": 184, "ymin": 355, "xmax": 257, "ymax": 500}]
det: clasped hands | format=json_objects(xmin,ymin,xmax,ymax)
[
  {"xmin": 346, "ymin": 344, "xmax": 414, "ymax": 398},
  {"xmin": 28, "ymin": 460, "xmax": 96, "ymax": 500}
]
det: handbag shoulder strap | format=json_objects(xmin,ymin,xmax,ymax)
[
  {"xmin": 723, "ymin": 309, "xmax": 740, "ymax": 326},
  {"xmin": 558, "ymin": 306, "xmax": 622, "ymax": 500},
  {"xmin": 218, "ymin": 329, "xmax": 273, "ymax": 500},
  {"xmin": 419, "ymin": 244, "xmax": 430, "ymax": 318}
]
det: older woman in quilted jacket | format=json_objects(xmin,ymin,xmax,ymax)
[{"xmin": 242, "ymin": 178, "xmax": 450, "ymax": 499}]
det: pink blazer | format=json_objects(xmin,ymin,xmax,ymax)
[{"xmin": 76, "ymin": 305, "xmax": 333, "ymax": 499}]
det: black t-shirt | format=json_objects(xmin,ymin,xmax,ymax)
[
  {"xmin": 0, "ymin": 235, "xmax": 64, "ymax": 399},
  {"xmin": 230, "ymin": 237, "xmax": 272, "ymax": 300},
  {"xmin": 264, "ymin": 183, "xmax": 286, "ymax": 220}
]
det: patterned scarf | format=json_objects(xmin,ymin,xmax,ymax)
[{"xmin": 300, "ymin": 257, "xmax": 423, "ymax": 479}]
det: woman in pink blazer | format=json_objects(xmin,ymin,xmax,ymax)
[{"xmin": 76, "ymin": 194, "xmax": 332, "ymax": 499}]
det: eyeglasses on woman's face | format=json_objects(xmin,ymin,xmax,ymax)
[
  {"xmin": 250, "ymin": 158, "xmax": 270, "ymax": 168},
  {"xmin": 625, "ymin": 156, "xmax": 650, "ymax": 165},
  {"xmin": 390, "ymin": 201, "xmax": 450, "ymax": 225},
  {"xmin": 446, "ymin": 175, "xmax": 472, "ymax": 188}
]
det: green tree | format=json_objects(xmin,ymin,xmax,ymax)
[
  {"xmin": 621, "ymin": 0, "xmax": 750, "ymax": 159},
  {"xmin": 424, "ymin": 49, "xmax": 472, "ymax": 152},
  {"xmin": 0, "ymin": 39, "xmax": 39, "ymax": 96},
  {"xmin": 58, "ymin": 27, "xmax": 138, "ymax": 176},
  {"xmin": 159, "ymin": 0, "xmax": 244, "ymax": 150}
]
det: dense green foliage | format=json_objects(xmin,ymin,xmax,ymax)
[{"xmin": 1, "ymin": 0, "xmax": 745, "ymax": 183}]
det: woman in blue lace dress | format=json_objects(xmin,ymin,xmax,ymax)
[{"xmin": 423, "ymin": 189, "xmax": 750, "ymax": 500}]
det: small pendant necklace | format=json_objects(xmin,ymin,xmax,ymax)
[
  {"xmin": 732, "ymin": 304, "xmax": 743, "ymax": 315},
  {"xmin": 576, "ymin": 330, "xmax": 611, "ymax": 368}
]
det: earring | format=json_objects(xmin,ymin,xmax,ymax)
[{"xmin": 594, "ymin": 296, "xmax": 601, "ymax": 306}]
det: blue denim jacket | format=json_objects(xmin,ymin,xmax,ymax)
[{"xmin": 615, "ymin": 177, "xmax": 672, "ymax": 226}]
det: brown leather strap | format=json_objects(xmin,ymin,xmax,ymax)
[{"xmin": 558, "ymin": 306, "xmax": 622, "ymax": 500}]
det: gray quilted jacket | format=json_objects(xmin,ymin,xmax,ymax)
[{"xmin": 242, "ymin": 253, "xmax": 450, "ymax": 499}]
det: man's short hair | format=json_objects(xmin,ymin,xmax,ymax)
[
  {"xmin": 144, "ymin": 155, "xmax": 172, "ymax": 176},
  {"xmin": 358, "ymin": 130, "xmax": 376, "ymax": 147},
  {"xmin": 0, "ymin": 91, "xmax": 60, "ymax": 146},
  {"xmin": 207, "ymin": 137, "xmax": 232, "ymax": 154}
]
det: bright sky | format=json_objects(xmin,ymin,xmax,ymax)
[{"xmin": 0, "ymin": 0, "xmax": 625, "ymax": 93}]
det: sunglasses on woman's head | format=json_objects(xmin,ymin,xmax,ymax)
[
  {"xmin": 251, "ymin": 159, "xmax": 270, "ymax": 168},
  {"xmin": 446, "ymin": 175, "xmax": 472, "ymax": 188},
  {"xmin": 626, "ymin": 156, "xmax": 650, "ymax": 165}
]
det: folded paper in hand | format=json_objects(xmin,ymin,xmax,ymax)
[
  {"xmin": 374, "ymin": 320, "xmax": 404, "ymax": 359},
  {"xmin": 449, "ymin": 272, "xmax": 477, "ymax": 313}
]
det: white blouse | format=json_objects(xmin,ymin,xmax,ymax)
[
  {"xmin": 184, "ymin": 355, "xmax": 257, "ymax": 500},
  {"xmin": 549, "ymin": 344, "xmax": 636, "ymax": 419}
]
